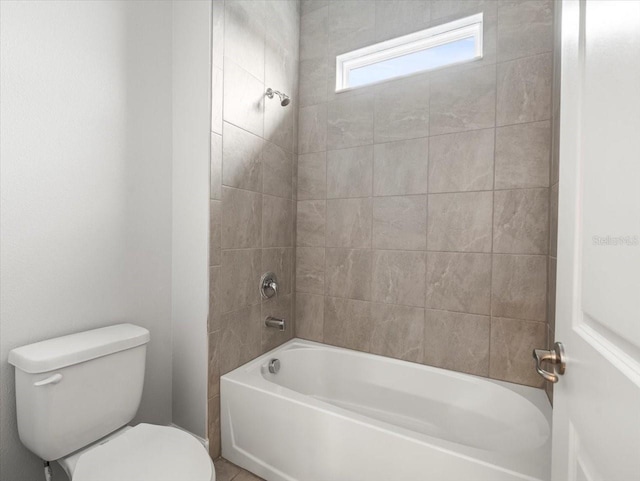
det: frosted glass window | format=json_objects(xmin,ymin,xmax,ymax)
[{"xmin": 336, "ymin": 14, "xmax": 483, "ymax": 92}]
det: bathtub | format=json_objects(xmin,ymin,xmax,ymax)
[{"xmin": 221, "ymin": 339, "xmax": 551, "ymax": 481}]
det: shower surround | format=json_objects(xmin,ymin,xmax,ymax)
[
  {"xmin": 209, "ymin": 0, "xmax": 558, "ymax": 463},
  {"xmin": 207, "ymin": 0, "xmax": 300, "ymax": 457},
  {"xmin": 295, "ymin": 0, "xmax": 556, "ymax": 388}
]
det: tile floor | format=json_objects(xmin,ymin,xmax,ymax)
[{"xmin": 214, "ymin": 457, "xmax": 265, "ymax": 481}]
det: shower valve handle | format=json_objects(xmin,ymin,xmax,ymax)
[{"xmin": 260, "ymin": 272, "xmax": 279, "ymax": 299}]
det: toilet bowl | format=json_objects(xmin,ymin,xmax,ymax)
[{"xmin": 58, "ymin": 424, "xmax": 215, "ymax": 481}]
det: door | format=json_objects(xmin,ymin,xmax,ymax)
[{"xmin": 552, "ymin": 1, "xmax": 640, "ymax": 480}]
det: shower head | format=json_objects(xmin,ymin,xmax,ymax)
[{"xmin": 265, "ymin": 88, "xmax": 291, "ymax": 107}]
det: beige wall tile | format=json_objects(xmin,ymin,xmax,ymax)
[
  {"xmin": 297, "ymin": 152, "xmax": 327, "ymax": 200},
  {"xmin": 210, "ymin": 200, "xmax": 222, "ymax": 266},
  {"xmin": 296, "ymin": 200, "xmax": 326, "ymax": 247},
  {"xmin": 208, "ymin": 330, "xmax": 220, "ymax": 398},
  {"xmin": 209, "ymin": 266, "xmax": 223, "ymax": 332},
  {"xmin": 208, "ymin": 394, "xmax": 221, "ymax": 458},
  {"xmin": 493, "ymin": 188, "xmax": 549, "ymax": 255},
  {"xmin": 374, "ymin": 1, "xmax": 431, "ymax": 42},
  {"xmin": 262, "ymin": 247, "xmax": 293, "ymax": 295},
  {"xmin": 548, "ymin": 256, "xmax": 557, "ymax": 334},
  {"xmin": 373, "ymin": 138, "xmax": 429, "ymax": 196},
  {"xmin": 299, "ymin": 104, "xmax": 327, "ymax": 153},
  {"xmin": 497, "ymin": 53, "xmax": 552, "ymax": 126},
  {"xmin": 373, "ymin": 195, "xmax": 427, "ymax": 250},
  {"xmin": 222, "ymin": 187, "xmax": 262, "ymax": 249},
  {"xmin": 495, "ymin": 120, "xmax": 551, "ymax": 189},
  {"xmin": 427, "ymin": 191, "xmax": 493, "ymax": 252},
  {"xmin": 424, "ymin": 309, "xmax": 490, "ymax": 376},
  {"xmin": 300, "ymin": 58, "xmax": 328, "ymax": 107},
  {"xmin": 296, "ymin": 246, "xmax": 325, "ymax": 294},
  {"xmin": 222, "ymin": 122, "xmax": 263, "ymax": 192},
  {"xmin": 370, "ymin": 303, "xmax": 425, "ymax": 362},
  {"xmin": 207, "ymin": 0, "xmax": 567, "ymax": 392},
  {"xmin": 300, "ymin": 4, "xmax": 328, "ymax": 60},
  {"xmin": 492, "ymin": 254, "xmax": 547, "ymax": 321},
  {"xmin": 262, "ymin": 195, "xmax": 293, "ymax": 247},
  {"xmin": 326, "ymin": 145, "xmax": 373, "ymax": 198},
  {"xmin": 219, "ymin": 303, "xmax": 262, "ymax": 374},
  {"xmin": 374, "ymin": 74, "xmax": 430, "ymax": 143},
  {"xmin": 223, "ymin": 61, "xmax": 265, "ymax": 137},
  {"xmin": 224, "ymin": 0, "xmax": 265, "ymax": 81},
  {"xmin": 549, "ymin": 182, "xmax": 558, "ymax": 257},
  {"xmin": 210, "ymin": 0, "xmax": 300, "ymax": 428},
  {"xmin": 211, "ymin": 133, "xmax": 222, "ymax": 200},
  {"xmin": 431, "ymin": 0, "xmax": 496, "ymax": 21},
  {"xmin": 212, "ymin": 67, "xmax": 223, "ymax": 135},
  {"xmin": 497, "ymin": 0, "xmax": 553, "ymax": 62},
  {"xmin": 490, "ymin": 316, "xmax": 547, "ymax": 387},
  {"xmin": 264, "ymin": 1, "xmax": 299, "ymax": 67},
  {"xmin": 426, "ymin": 252, "xmax": 492, "ymax": 315},
  {"xmin": 262, "ymin": 294, "xmax": 294, "ymax": 352},
  {"xmin": 430, "ymin": 64, "xmax": 496, "ymax": 135},
  {"xmin": 372, "ymin": 250, "xmax": 426, "ymax": 307},
  {"xmin": 430, "ymin": 3, "xmax": 498, "ymax": 72},
  {"xmin": 324, "ymin": 296, "xmax": 372, "ymax": 351},
  {"xmin": 325, "ymin": 248, "xmax": 373, "ymax": 301},
  {"xmin": 327, "ymin": 93, "xmax": 374, "ymax": 150},
  {"xmin": 428, "ymin": 129, "xmax": 494, "ymax": 193},
  {"xmin": 327, "ymin": 0, "xmax": 375, "ymax": 56},
  {"xmin": 211, "ymin": 0, "xmax": 224, "ymax": 69},
  {"xmin": 263, "ymin": 141, "xmax": 293, "ymax": 198},
  {"xmin": 295, "ymin": 292, "xmax": 324, "ymax": 342},
  {"xmin": 264, "ymin": 81, "xmax": 295, "ymax": 152},
  {"xmin": 220, "ymin": 249, "xmax": 262, "ymax": 313},
  {"xmin": 326, "ymin": 198, "xmax": 372, "ymax": 248}
]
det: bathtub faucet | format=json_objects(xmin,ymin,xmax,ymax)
[{"xmin": 265, "ymin": 316, "xmax": 286, "ymax": 331}]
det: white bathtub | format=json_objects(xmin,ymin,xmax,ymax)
[{"xmin": 221, "ymin": 339, "xmax": 551, "ymax": 481}]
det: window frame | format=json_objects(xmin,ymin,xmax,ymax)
[{"xmin": 335, "ymin": 13, "xmax": 484, "ymax": 92}]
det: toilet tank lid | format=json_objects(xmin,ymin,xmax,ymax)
[{"xmin": 8, "ymin": 324, "xmax": 150, "ymax": 374}]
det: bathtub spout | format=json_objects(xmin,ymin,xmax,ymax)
[{"xmin": 265, "ymin": 316, "xmax": 286, "ymax": 331}]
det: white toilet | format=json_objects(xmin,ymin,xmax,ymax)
[{"xmin": 8, "ymin": 324, "xmax": 215, "ymax": 481}]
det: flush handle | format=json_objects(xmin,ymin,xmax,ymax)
[
  {"xmin": 533, "ymin": 342, "xmax": 566, "ymax": 383},
  {"xmin": 34, "ymin": 373, "xmax": 63, "ymax": 387}
]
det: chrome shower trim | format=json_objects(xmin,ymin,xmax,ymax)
[{"xmin": 265, "ymin": 87, "xmax": 291, "ymax": 106}]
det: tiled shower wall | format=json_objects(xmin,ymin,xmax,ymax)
[
  {"xmin": 208, "ymin": 0, "xmax": 300, "ymax": 458},
  {"xmin": 546, "ymin": 0, "xmax": 562, "ymax": 403},
  {"xmin": 295, "ymin": 0, "xmax": 556, "ymax": 389}
]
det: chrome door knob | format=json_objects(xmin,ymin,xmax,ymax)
[
  {"xmin": 533, "ymin": 342, "xmax": 566, "ymax": 383},
  {"xmin": 260, "ymin": 272, "xmax": 279, "ymax": 299}
]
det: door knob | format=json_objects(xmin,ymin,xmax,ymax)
[{"xmin": 533, "ymin": 342, "xmax": 566, "ymax": 383}]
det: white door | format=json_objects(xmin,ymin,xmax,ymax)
[{"xmin": 551, "ymin": 1, "xmax": 640, "ymax": 480}]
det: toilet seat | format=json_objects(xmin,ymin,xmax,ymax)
[{"xmin": 70, "ymin": 424, "xmax": 214, "ymax": 481}]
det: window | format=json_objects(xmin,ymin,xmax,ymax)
[{"xmin": 335, "ymin": 13, "xmax": 483, "ymax": 92}]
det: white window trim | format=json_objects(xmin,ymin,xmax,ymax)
[{"xmin": 335, "ymin": 13, "xmax": 484, "ymax": 92}]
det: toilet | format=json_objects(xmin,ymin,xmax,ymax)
[{"xmin": 8, "ymin": 324, "xmax": 215, "ymax": 481}]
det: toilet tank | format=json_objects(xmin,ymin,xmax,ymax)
[{"xmin": 8, "ymin": 324, "xmax": 150, "ymax": 461}]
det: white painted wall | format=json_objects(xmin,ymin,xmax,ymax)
[
  {"xmin": 171, "ymin": 0, "xmax": 212, "ymax": 438},
  {"xmin": 0, "ymin": 1, "xmax": 175, "ymax": 479}
]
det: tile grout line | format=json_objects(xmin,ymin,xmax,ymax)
[{"xmin": 488, "ymin": 54, "xmax": 499, "ymax": 379}]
